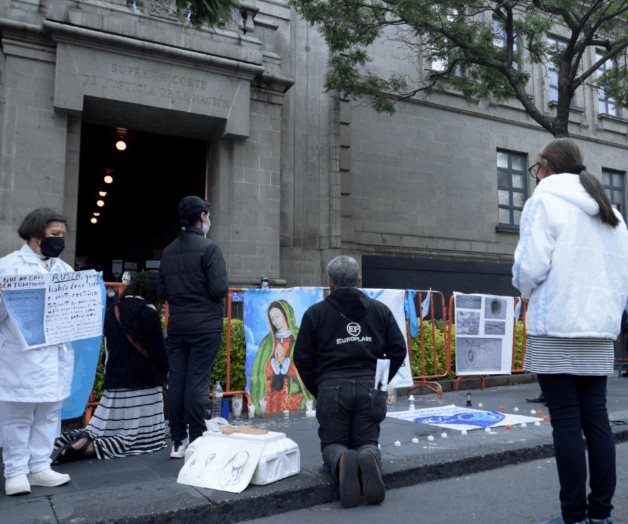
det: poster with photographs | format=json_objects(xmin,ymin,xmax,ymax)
[{"xmin": 454, "ymin": 293, "xmax": 514, "ymax": 375}]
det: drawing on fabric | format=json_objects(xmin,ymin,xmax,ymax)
[
  {"xmin": 455, "ymin": 295, "xmax": 482, "ymax": 309},
  {"xmin": 485, "ymin": 298, "xmax": 508, "ymax": 319},
  {"xmin": 484, "ymin": 320, "xmax": 506, "ymax": 335},
  {"xmin": 456, "ymin": 338, "xmax": 502, "ymax": 371},
  {"xmin": 219, "ymin": 450, "xmax": 251, "ymax": 487},
  {"xmin": 414, "ymin": 410, "xmax": 506, "ymax": 429},
  {"xmin": 456, "ymin": 311, "xmax": 480, "ymax": 335}
]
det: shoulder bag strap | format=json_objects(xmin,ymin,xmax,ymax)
[{"xmin": 114, "ymin": 304, "xmax": 151, "ymax": 360}]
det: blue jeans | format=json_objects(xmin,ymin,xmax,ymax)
[
  {"xmin": 167, "ymin": 331, "xmax": 222, "ymax": 443},
  {"xmin": 538, "ymin": 374, "xmax": 615, "ymax": 523},
  {"xmin": 316, "ymin": 376, "xmax": 387, "ymax": 479}
]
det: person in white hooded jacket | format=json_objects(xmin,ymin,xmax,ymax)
[
  {"xmin": 0, "ymin": 209, "xmax": 74, "ymax": 496},
  {"xmin": 513, "ymin": 139, "xmax": 628, "ymax": 524}
]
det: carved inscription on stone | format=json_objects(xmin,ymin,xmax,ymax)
[
  {"xmin": 79, "ymin": 62, "xmax": 231, "ymax": 110},
  {"xmin": 147, "ymin": 0, "xmax": 179, "ymax": 20}
]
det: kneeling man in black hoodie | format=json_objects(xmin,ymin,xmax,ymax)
[{"xmin": 294, "ymin": 256, "xmax": 407, "ymax": 508}]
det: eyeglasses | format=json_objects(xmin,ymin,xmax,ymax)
[{"xmin": 528, "ymin": 162, "xmax": 541, "ymax": 180}]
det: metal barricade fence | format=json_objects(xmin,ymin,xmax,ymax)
[
  {"xmin": 89, "ymin": 285, "xmax": 534, "ymax": 421},
  {"xmin": 408, "ymin": 290, "xmax": 450, "ymax": 397}
]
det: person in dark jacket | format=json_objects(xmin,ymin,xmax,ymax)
[
  {"xmin": 53, "ymin": 271, "xmax": 169, "ymax": 461},
  {"xmin": 294, "ymin": 256, "xmax": 407, "ymax": 508},
  {"xmin": 158, "ymin": 196, "xmax": 228, "ymax": 458}
]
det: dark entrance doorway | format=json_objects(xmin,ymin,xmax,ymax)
[{"xmin": 75, "ymin": 122, "xmax": 206, "ymax": 281}]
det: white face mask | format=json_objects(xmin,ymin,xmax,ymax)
[{"xmin": 202, "ymin": 217, "xmax": 211, "ymax": 235}]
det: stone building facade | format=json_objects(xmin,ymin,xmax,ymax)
[{"xmin": 1, "ymin": 1, "xmax": 627, "ymax": 291}]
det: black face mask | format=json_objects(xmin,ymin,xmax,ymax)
[{"xmin": 40, "ymin": 236, "xmax": 65, "ymax": 258}]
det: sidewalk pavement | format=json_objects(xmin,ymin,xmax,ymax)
[{"xmin": 2, "ymin": 376, "xmax": 628, "ymax": 524}]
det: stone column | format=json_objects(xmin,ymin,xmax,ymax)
[
  {"xmin": 0, "ymin": 35, "xmax": 70, "ymax": 257},
  {"xmin": 208, "ymin": 97, "xmax": 282, "ymax": 287}
]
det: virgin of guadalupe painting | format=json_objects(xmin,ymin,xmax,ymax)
[{"xmin": 249, "ymin": 300, "xmax": 313, "ymax": 413}]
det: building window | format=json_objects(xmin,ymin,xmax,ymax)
[
  {"xmin": 430, "ymin": 8, "xmax": 464, "ymax": 76},
  {"xmin": 547, "ymin": 36, "xmax": 567, "ymax": 103},
  {"xmin": 596, "ymin": 51, "xmax": 620, "ymax": 117},
  {"xmin": 602, "ymin": 168, "xmax": 626, "ymax": 215},
  {"xmin": 497, "ymin": 150, "xmax": 528, "ymax": 228},
  {"xmin": 492, "ymin": 17, "xmax": 521, "ymax": 69}
]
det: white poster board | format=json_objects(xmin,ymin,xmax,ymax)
[
  {"xmin": 362, "ymin": 288, "xmax": 413, "ymax": 388},
  {"xmin": 177, "ymin": 437, "xmax": 264, "ymax": 493},
  {"xmin": 454, "ymin": 293, "xmax": 514, "ymax": 375},
  {"xmin": 0, "ymin": 270, "xmax": 103, "ymax": 350}
]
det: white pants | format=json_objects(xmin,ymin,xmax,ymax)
[{"xmin": 0, "ymin": 401, "xmax": 62, "ymax": 479}]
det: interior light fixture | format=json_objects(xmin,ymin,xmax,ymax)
[
  {"xmin": 90, "ymin": 217, "xmax": 98, "ymax": 224},
  {"xmin": 97, "ymin": 199, "xmax": 105, "ymax": 207},
  {"xmin": 98, "ymin": 191, "xmax": 107, "ymax": 197},
  {"xmin": 102, "ymin": 168, "xmax": 114, "ymax": 184},
  {"xmin": 93, "ymin": 212, "xmax": 101, "ymax": 217},
  {"xmin": 115, "ymin": 128, "xmax": 128, "ymax": 151}
]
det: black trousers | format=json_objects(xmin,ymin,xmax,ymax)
[
  {"xmin": 538, "ymin": 374, "xmax": 615, "ymax": 523},
  {"xmin": 167, "ymin": 331, "xmax": 222, "ymax": 443},
  {"xmin": 316, "ymin": 376, "xmax": 387, "ymax": 479}
]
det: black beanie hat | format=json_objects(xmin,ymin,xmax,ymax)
[{"xmin": 178, "ymin": 196, "xmax": 208, "ymax": 226}]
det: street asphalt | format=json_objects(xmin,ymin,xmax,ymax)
[{"xmin": 2, "ymin": 374, "xmax": 628, "ymax": 524}]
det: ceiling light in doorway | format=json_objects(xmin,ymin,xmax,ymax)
[
  {"xmin": 93, "ymin": 212, "xmax": 101, "ymax": 217},
  {"xmin": 98, "ymin": 191, "xmax": 107, "ymax": 197},
  {"xmin": 115, "ymin": 128, "xmax": 128, "ymax": 151},
  {"xmin": 102, "ymin": 168, "xmax": 114, "ymax": 184},
  {"xmin": 97, "ymin": 200, "xmax": 105, "ymax": 207},
  {"xmin": 90, "ymin": 217, "xmax": 98, "ymax": 224}
]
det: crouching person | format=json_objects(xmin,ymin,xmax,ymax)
[{"xmin": 294, "ymin": 256, "xmax": 406, "ymax": 508}]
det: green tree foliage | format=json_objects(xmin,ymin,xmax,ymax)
[
  {"xmin": 291, "ymin": 1, "xmax": 628, "ymax": 137},
  {"xmin": 212, "ymin": 319, "xmax": 247, "ymax": 392},
  {"xmin": 175, "ymin": 0, "xmax": 239, "ymax": 27},
  {"xmin": 513, "ymin": 320, "xmax": 525, "ymax": 370},
  {"xmin": 411, "ymin": 320, "xmax": 449, "ymax": 377}
]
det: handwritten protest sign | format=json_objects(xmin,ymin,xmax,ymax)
[{"xmin": 0, "ymin": 270, "xmax": 103, "ymax": 350}]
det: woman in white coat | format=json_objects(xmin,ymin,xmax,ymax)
[
  {"xmin": 0, "ymin": 208, "xmax": 74, "ymax": 496},
  {"xmin": 513, "ymin": 139, "xmax": 628, "ymax": 524}
]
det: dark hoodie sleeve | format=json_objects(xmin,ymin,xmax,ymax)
[
  {"xmin": 293, "ymin": 310, "xmax": 318, "ymax": 397},
  {"xmin": 136, "ymin": 306, "xmax": 169, "ymax": 379},
  {"xmin": 384, "ymin": 309, "xmax": 408, "ymax": 381},
  {"xmin": 203, "ymin": 243, "xmax": 229, "ymax": 300}
]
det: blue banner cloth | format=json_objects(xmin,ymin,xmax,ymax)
[
  {"xmin": 61, "ymin": 277, "xmax": 106, "ymax": 420},
  {"xmin": 405, "ymin": 290, "xmax": 418, "ymax": 338},
  {"xmin": 420, "ymin": 288, "xmax": 432, "ymax": 320}
]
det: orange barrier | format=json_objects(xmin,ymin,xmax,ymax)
[
  {"xmin": 224, "ymin": 288, "xmax": 246, "ymax": 398},
  {"xmin": 407, "ymin": 290, "xmax": 450, "ymax": 397},
  {"xmin": 89, "ymin": 284, "xmax": 537, "ymax": 419},
  {"xmin": 512, "ymin": 298, "xmax": 527, "ymax": 374}
]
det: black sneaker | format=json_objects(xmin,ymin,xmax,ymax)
[
  {"xmin": 358, "ymin": 450, "xmax": 385, "ymax": 504},
  {"xmin": 338, "ymin": 450, "xmax": 360, "ymax": 508}
]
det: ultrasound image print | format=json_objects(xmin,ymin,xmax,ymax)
[
  {"xmin": 485, "ymin": 298, "xmax": 507, "ymax": 319},
  {"xmin": 456, "ymin": 295, "xmax": 482, "ymax": 310},
  {"xmin": 484, "ymin": 320, "xmax": 506, "ymax": 335},
  {"xmin": 456, "ymin": 311, "xmax": 480, "ymax": 335},
  {"xmin": 456, "ymin": 338, "xmax": 502, "ymax": 372}
]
